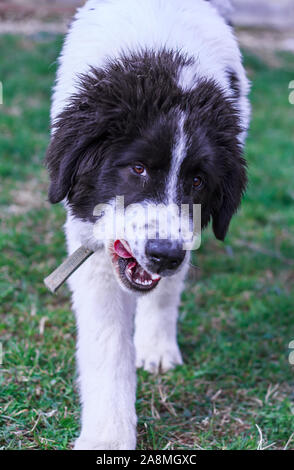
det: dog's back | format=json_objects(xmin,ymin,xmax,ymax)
[{"xmin": 52, "ymin": 0, "xmax": 250, "ymax": 135}]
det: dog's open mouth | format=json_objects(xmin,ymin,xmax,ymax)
[{"xmin": 111, "ymin": 240, "xmax": 161, "ymax": 292}]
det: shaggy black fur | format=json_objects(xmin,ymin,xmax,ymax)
[
  {"xmin": 46, "ymin": 49, "xmax": 247, "ymax": 241},
  {"xmin": 227, "ymin": 68, "xmax": 241, "ymax": 100}
]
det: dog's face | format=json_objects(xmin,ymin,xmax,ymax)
[{"xmin": 46, "ymin": 51, "xmax": 247, "ymax": 293}]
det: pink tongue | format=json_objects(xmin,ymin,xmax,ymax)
[{"xmin": 114, "ymin": 240, "xmax": 133, "ymax": 259}]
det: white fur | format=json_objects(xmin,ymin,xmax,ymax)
[
  {"xmin": 50, "ymin": 0, "xmax": 251, "ymax": 450},
  {"xmin": 167, "ymin": 113, "xmax": 187, "ymax": 204},
  {"xmin": 51, "ymin": 0, "xmax": 250, "ymax": 132}
]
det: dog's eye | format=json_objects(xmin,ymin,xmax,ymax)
[
  {"xmin": 193, "ymin": 176, "xmax": 203, "ymax": 189},
  {"xmin": 132, "ymin": 164, "xmax": 146, "ymax": 176}
]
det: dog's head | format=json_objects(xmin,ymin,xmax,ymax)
[{"xmin": 46, "ymin": 50, "xmax": 247, "ymax": 293}]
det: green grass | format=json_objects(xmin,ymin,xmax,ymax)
[{"xmin": 0, "ymin": 35, "xmax": 294, "ymax": 450}]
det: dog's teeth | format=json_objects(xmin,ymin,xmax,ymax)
[
  {"xmin": 134, "ymin": 277, "xmax": 152, "ymax": 286},
  {"xmin": 125, "ymin": 262, "xmax": 160, "ymax": 288}
]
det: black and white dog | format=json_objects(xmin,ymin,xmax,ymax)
[{"xmin": 46, "ymin": 0, "xmax": 250, "ymax": 450}]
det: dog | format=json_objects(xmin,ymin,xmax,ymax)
[{"xmin": 45, "ymin": 0, "xmax": 250, "ymax": 450}]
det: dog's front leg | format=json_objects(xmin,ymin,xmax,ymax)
[
  {"xmin": 134, "ymin": 265, "xmax": 188, "ymax": 374},
  {"xmin": 70, "ymin": 252, "xmax": 137, "ymax": 450}
]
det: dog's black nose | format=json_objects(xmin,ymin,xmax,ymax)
[{"xmin": 145, "ymin": 240, "xmax": 186, "ymax": 274}]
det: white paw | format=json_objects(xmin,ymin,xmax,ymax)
[
  {"xmin": 74, "ymin": 436, "xmax": 136, "ymax": 450},
  {"xmin": 135, "ymin": 340, "xmax": 183, "ymax": 374}
]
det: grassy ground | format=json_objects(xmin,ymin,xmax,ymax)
[{"xmin": 0, "ymin": 35, "xmax": 293, "ymax": 450}]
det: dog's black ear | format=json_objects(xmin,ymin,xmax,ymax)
[
  {"xmin": 212, "ymin": 159, "xmax": 247, "ymax": 241},
  {"xmin": 46, "ymin": 134, "xmax": 80, "ymax": 204},
  {"xmin": 45, "ymin": 126, "xmax": 93, "ymax": 204},
  {"xmin": 45, "ymin": 102, "xmax": 108, "ymax": 204}
]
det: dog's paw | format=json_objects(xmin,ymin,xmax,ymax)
[
  {"xmin": 135, "ymin": 340, "xmax": 183, "ymax": 374},
  {"xmin": 74, "ymin": 436, "xmax": 136, "ymax": 450}
]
